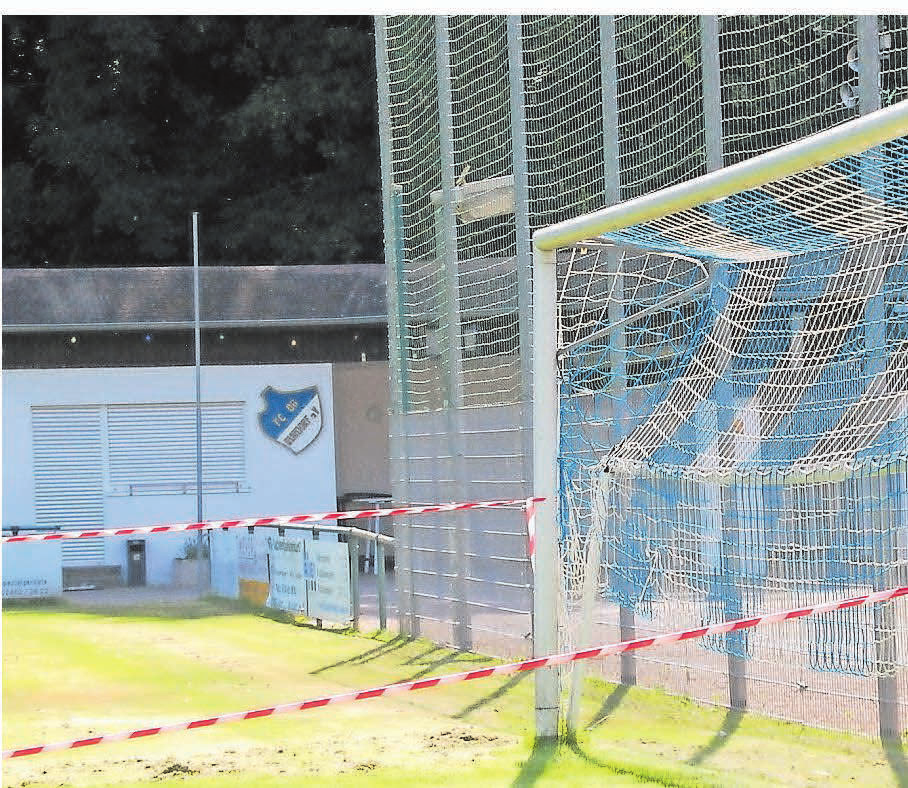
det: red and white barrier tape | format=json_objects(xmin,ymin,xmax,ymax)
[
  {"xmin": 2, "ymin": 497, "xmax": 546, "ymax": 544},
  {"xmin": 524, "ymin": 497, "xmax": 537, "ymax": 571},
  {"xmin": 5, "ymin": 585, "xmax": 905, "ymax": 759}
]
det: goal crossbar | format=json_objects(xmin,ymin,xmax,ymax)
[{"xmin": 533, "ymin": 100, "xmax": 908, "ymax": 252}]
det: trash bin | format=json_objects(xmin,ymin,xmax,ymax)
[{"xmin": 127, "ymin": 540, "xmax": 146, "ymax": 587}]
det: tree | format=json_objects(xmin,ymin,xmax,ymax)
[{"xmin": 2, "ymin": 16, "xmax": 381, "ymax": 267}]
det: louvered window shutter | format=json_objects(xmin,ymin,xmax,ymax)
[
  {"xmin": 32, "ymin": 406, "xmax": 105, "ymax": 564},
  {"xmin": 107, "ymin": 402, "xmax": 246, "ymax": 495}
]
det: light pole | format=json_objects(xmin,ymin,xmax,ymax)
[{"xmin": 192, "ymin": 212, "xmax": 205, "ymax": 588}]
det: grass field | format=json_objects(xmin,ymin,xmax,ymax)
[{"xmin": 3, "ymin": 597, "xmax": 907, "ymax": 787}]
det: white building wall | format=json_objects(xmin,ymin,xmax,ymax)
[{"xmin": 2, "ymin": 364, "xmax": 336, "ymax": 587}]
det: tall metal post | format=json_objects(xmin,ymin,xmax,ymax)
[
  {"xmin": 857, "ymin": 14, "xmax": 898, "ymax": 739},
  {"xmin": 507, "ymin": 15, "xmax": 540, "ymax": 651},
  {"xmin": 508, "ymin": 15, "xmax": 535, "ymax": 487},
  {"xmin": 192, "ymin": 212, "xmax": 205, "ymax": 589},
  {"xmin": 858, "ymin": 16, "xmax": 882, "ymax": 116},
  {"xmin": 601, "ymin": 13, "xmax": 637, "ymax": 691},
  {"xmin": 701, "ymin": 15, "xmax": 724, "ymax": 174},
  {"xmin": 700, "ymin": 14, "xmax": 747, "ymax": 711},
  {"xmin": 532, "ymin": 244, "xmax": 561, "ymax": 738},
  {"xmin": 565, "ymin": 15, "xmax": 627, "ymax": 733},
  {"xmin": 375, "ymin": 16, "xmax": 417, "ymax": 637},
  {"xmin": 436, "ymin": 15, "xmax": 472, "ymax": 651}
]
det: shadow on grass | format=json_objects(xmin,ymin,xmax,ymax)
[
  {"xmin": 564, "ymin": 738, "xmax": 709, "ymax": 788},
  {"xmin": 586, "ymin": 683, "xmax": 630, "ymax": 730},
  {"xmin": 396, "ymin": 651, "xmax": 481, "ymax": 683},
  {"xmin": 454, "ymin": 671, "xmax": 530, "ymax": 720},
  {"xmin": 883, "ymin": 737, "xmax": 908, "ymax": 788},
  {"xmin": 387, "ymin": 640, "xmax": 493, "ymax": 683},
  {"xmin": 511, "ymin": 739, "xmax": 558, "ymax": 787},
  {"xmin": 310, "ymin": 635, "xmax": 411, "ymax": 675},
  {"xmin": 402, "ymin": 643, "xmax": 445, "ymax": 665},
  {"xmin": 686, "ymin": 709, "xmax": 743, "ymax": 767}
]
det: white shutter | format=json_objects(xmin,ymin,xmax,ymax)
[
  {"xmin": 200, "ymin": 403, "xmax": 246, "ymax": 487},
  {"xmin": 107, "ymin": 402, "xmax": 246, "ymax": 495},
  {"xmin": 32, "ymin": 406, "xmax": 105, "ymax": 565}
]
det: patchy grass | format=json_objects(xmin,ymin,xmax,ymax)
[{"xmin": 3, "ymin": 598, "xmax": 906, "ymax": 787}]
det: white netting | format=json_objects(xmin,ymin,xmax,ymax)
[
  {"xmin": 381, "ymin": 15, "xmax": 533, "ymax": 656},
  {"xmin": 523, "ymin": 15, "xmax": 607, "ymax": 226},
  {"xmin": 718, "ymin": 15, "xmax": 858, "ymax": 165},
  {"xmin": 615, "ymin": 15, "xmax": 706, "ymax": 198},
  {"xmin": 556, "ymin": 133, "xmax": 908, "ymax": 724},
  {"xmin": 378, "ymin": 14, "xmax": 908, "ymax": 733},
  {"xmin": 881, "ymin": 16, "xmax": 908, "ymax": 108}
]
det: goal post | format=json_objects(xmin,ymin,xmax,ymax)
[
  {"xmin": 532, "ymin": 246, "xmax": 560, "ymax": 738},
  {"xmin": 531, "ymin": 100, "xmax": 908, "ymax": 738}
]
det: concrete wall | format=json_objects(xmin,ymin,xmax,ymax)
[
  {"xmin": 332, "ymin": 361, "xmax": 391, "ymax": 499},
  {"xmin": 2, "ymin": 364, "xmax": 337, "ymax": 586}
]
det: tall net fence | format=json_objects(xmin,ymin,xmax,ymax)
[
  {"xmin": 379, "ymin": 15, "xmax": 534, "ymax": 656},
  {"xmin": 376, "ymin": 14, "xmax": 908, "ymax": 730}
]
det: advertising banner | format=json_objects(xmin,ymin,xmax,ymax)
[
  {"xmin": 265, "ymin": 533, "xmax": 307, "ymax": 613},
  {"xmin": 306, "ymin": 540, "xmax": 352, "ymax": 623},
  {"xmin": 260, "ymin": 531, "xmax": 352, "ymax": 624},
  {"xmin": 2, "ymin": 541, "xmax": 63, "ymax": 599}
]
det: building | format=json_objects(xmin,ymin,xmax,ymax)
[{"xmin": 2, "ymin": 265, "xmax": 390, "ymax": 592}]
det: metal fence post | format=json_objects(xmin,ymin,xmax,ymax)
[
  {"xmin": 600, "ymin": 14, "xmax": 637, "ymax": 690},
  {"xmin": 375, "ymin": 15, "xmax": 416, "ymax": 638},
  {"xmin": 508, "ymin": 14, "xmax": 535, "ymax": 480},
  {"xmin": 377, "ymin": 540, "xmax": 388, "ymax": 630},
  {"xmin": 700, "ymin": 13, "xmax": 748, "ymax": 712},
  {"xmin": 349, "ymin": 535, "xmax": 360, "ymax": 631},
  {"xmin": 857, "ymin": 15, "xmax": 899, "ymax": 738},
  {"xmin": 508, "ymin": 17, "xmax": 538, "ymax": 638},
  {"xmin": 436, "ymin": 14, "xmax": 473, "ymax": 652}
]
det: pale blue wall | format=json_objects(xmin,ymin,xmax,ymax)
[{"xmin": 2, "ymin": 364, "xmax": 337, "ymax": 586}]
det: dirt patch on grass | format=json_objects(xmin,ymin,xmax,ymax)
[
  {"xmin": 3, "ymin": 721, "xmax": 517, "ymax": 787},
  {"xmin": 156, "ymin": 761, "xmax": 198, "ymax": 778},
  {"xmin": 425, "ymin": 728, "xmax": 506, "ymax": 750}
]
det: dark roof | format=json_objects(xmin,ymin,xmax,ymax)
[{"xmin": 2, "ymin": 265, "xmax": 387, "ymax": 331}]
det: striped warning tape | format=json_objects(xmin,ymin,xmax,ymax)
[
  {"xmin": 5, "ymin": 584, "xmax": 904, "ymax": 759},
  {"xmin": 524, "ymin": 497, "xmax": 537, "ymax": 571},
  {"xmin": 1, "ymin": 497, "xmax": 546, "ymax": 544}
]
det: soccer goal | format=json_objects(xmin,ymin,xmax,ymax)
[{"xmin": 531, "ymin": 99, "xmax": 908, "ymax": 737}]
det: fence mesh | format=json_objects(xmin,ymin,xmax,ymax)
[
  {"xmin": 718, "ymin": 15, "xmax": 857, "ymax": 165},
  {"xmin": 376, "ymin": 13, "xmax": 908, "ymax": 732}
]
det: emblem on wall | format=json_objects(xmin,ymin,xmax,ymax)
[{"xmin": 258, "ymin": 386, "xmax": 322, "ymax": 454}]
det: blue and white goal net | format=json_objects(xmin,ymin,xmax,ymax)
[{"xmin": 557, "ymin": 135, "xmax": 908, "ymax": 678}]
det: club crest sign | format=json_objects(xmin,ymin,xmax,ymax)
[{"xmin": 258, "ymin": 386, "xmax": 322, "ymax": 454}]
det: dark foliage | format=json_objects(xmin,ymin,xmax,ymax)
[{"xmin": 3, "ymin": 16, "xmax": 381, "ymax": 267}]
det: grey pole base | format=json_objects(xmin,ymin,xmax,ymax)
[
  {"xmin": 878, "ymin": 674, "xmax": 901, "ymax": 740},
  {"xmin": 728, "ymin": 653, "xmax": 747, "ymax": 710},
  {"xmin": 619, "ymin": 606, "xmax": 637, "ymax": 686}
]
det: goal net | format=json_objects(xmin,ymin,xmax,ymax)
[{"xmin": 544, "ymin": 106, "xmax": 908, "ymax": 729}]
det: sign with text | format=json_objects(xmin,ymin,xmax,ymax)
[
  {"xmin": 265, "ymin": 534, "xmax": 307, "ymax": 613},
  {"xmin": 2, "ymin": 541, "xmax": 63, "ymax": 599},
  {"xmin": 262, "ymin": 531, "xmax": 352, "ymax": 624},
  {"xmin": 306, "ymin": 540, "xmax": 352, "ymax": 623}
]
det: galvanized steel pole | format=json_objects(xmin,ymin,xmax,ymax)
[{"xmin": 192, "ymin": 212, "xmax": 205, "ymax": 587}]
